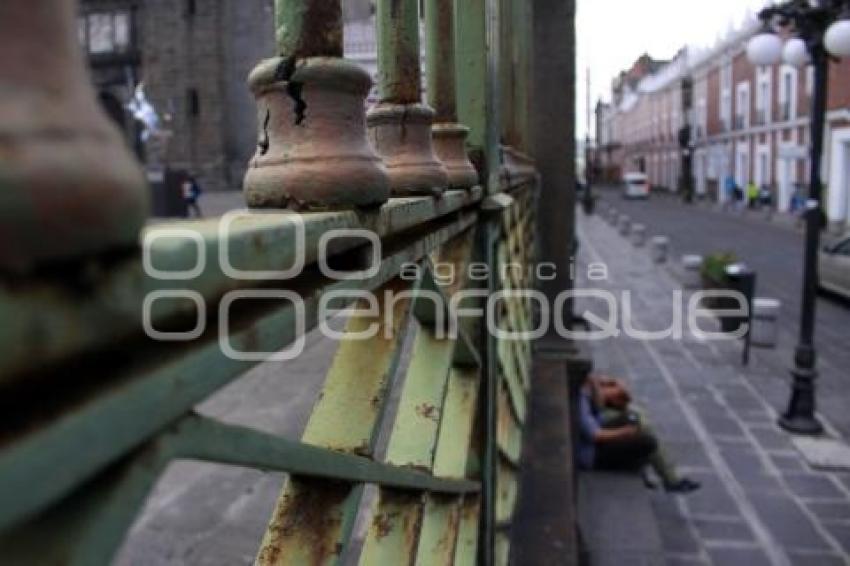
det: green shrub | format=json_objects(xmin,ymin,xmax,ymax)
[{"xmin": 701, "ymin": 251, "xmax": 738, "ymax": 287}]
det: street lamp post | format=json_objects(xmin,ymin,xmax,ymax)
[{"xmin": 747, "ymin": 0, "xmax": 850, "ymax": 435}]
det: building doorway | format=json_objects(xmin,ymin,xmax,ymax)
[
  {"xmin": 777, "ymin": 158, "xmax": 794, "ymax": 213},
  {"xmin": 736, "ymin": 143, "xmax": 750, "ymax": 188}
]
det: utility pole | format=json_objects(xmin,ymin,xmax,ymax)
[{"xmin": 582, "ymin": 67, "xmax": 595, "ymax": 214}]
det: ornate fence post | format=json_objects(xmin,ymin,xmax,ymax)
[
  {"xmin": 368, "ymin": 0, "xmax": 449, "ymax": 196},
  {"xmin": 0, "ymin": 0, "xmax": 148, "ymax": 274},
  {"xmin": 425, "ymin": 0, "xmax": 479, "ymax": 189},
  {"xmin": 243, "ymin": 0, "xmax": 389, "ymax": 210}
]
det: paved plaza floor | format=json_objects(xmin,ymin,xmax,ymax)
[{"xmin": 577, "ymin": 208, "xmax": 850, "ymax": 566}]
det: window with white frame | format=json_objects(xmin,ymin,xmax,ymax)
[
  {"xmin": 779, "ymin": 66, "xmax": 797, "ymax": 121},
  {"xmin": 755, "ymin": 67, "xmax": 772, "ymax": 125},
  {"xmin": 78, "ymin": 9, "xmax": 133, "ymax": 55},
  {"xmin": 697, "ymin": 98, "xmax": 707, "ymax": 139},
  {"xmin": 736, "ymin": 82, "xmax": 750, "ymax": 130},
  {"xmin": 756, "ymin": 145, "xmax": 771, "ymax": 187},
  {"xmin": 720, "ymin": 61, "xmax": 733, "ymax": 131}
]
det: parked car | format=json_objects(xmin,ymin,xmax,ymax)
[
  {"xmin": 621, "ymin": 172, "xmax": 650, "ymax": 199},
  {"xmin": 819, "ymin": 235, "xmax": 850, "ymax": 299}
]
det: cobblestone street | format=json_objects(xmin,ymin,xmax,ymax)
[
  {"xmin": 594, "ymin": 188, "xmax": 850, "ymax": 441},
  {"xmin": 577, "ymin": 206, "xmax": 850, "ymax": 565}
]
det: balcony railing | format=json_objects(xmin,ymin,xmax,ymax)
[{"xmin": 0, "ymin": 0, "xmax": 541, "ymax": 564}]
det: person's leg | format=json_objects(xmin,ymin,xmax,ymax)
[
  {"xmin": 632, "ymin": 408, "xmax": 700, "ymax": 493},
  {"xmin": 594, "ymin": 431, "xmax": 657, "ymax": 471},
  {"xmin": 633, "ymin": 410, "xmax": 678, "ymax": 484}
]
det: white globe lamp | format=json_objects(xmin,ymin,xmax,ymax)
[
  {"xmin": 747, "ymin": 30, "xmax": 784, "ymax": 65},
  {"xmin": 825, "ymin": 16, "xmax": 850, "ymax": 58},
  {"xmin": 783, "ymin": 37, "xmax": 810, "ymax": 67}
]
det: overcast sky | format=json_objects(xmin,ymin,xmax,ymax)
[{"xmin": 576, "ymin": 0, "xmax": 771, "ymax": 139}]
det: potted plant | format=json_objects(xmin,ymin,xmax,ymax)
[{"xmin": 700, "ymin": 251, "xmax": 742, "ymax": 332}]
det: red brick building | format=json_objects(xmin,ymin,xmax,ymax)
[{"xmin": 596, "ymin": 22, "xmax": 850, "ymax": 231}]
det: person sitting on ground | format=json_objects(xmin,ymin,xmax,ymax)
[{"xmin": 576, "ymin": 374, "xmax": 700, "ymax": 493}]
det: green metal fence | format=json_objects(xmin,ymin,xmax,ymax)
[{"xmin": 0, "ymin": 0, "xmax": 538, "ymax": 563}]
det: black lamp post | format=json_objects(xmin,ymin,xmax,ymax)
[{"xmin": 747, "ymin": 0, "xmax": 850, "ymax": 435}]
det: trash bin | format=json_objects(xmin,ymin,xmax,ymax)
[
  {"xmin": 681, "ymin": 254, "xmax": 703, "ymax": 288},
  {"xmin": 751, "ymin": 297, "xmax": 781, "ymax": 347},
  {"xmin": 724, "ymin": 263, "xmax": 757, "ymax": 364}
]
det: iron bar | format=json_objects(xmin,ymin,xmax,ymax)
[
  {"xmin": 425, "ymin": 0, "xmax": 459, "ymax": 122},
  {"xmin": 375, "ymin": 0, "xmax": 422, "ymax": 103},
  {"xmin": 274, "ymin": 0, "xmax": 342, "ymax": 58}
]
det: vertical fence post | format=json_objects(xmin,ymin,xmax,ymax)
[
  {"xmin": 499, "ymin": 0, "xmax": 517, "ymax": 148},
  {"xmin": 425, "ymin": 0, "xmax": 480, "ymax": 189},
  {"xmin": 0, "ymin": 0, "xmax": 148, "ymax": 274},
  {"xmin": 367, "ymin": 0, "xmax": 449, "ymax": 196},
  {"xmin": 456, "ymin": 0, "xmax": 501, "ymax": 193},
  {"xmin": 511, "ymin": 0, "xmax": 533, "ymax": 153},
  {"xmin": 243, "ymin": 0, "xmax": 389, "ymax": 210}
]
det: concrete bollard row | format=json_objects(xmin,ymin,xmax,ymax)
[
  {"xmin": 618, "ymin": 215, "xmax": 631, "ymax": 236},
  {"xmin": 631, "ymin": 223, "xmax": 646, "ymax": 247},
  {"xmin": 751, "ymin": 298, "xmax": 781, "ymax": 348},
  {"xmin": 681, "ymin": 254, "xmax": 703, "ymax": 289},
  {"xmin": 650, "ymin": 236, "xmax": 669, "ymax": 264}
]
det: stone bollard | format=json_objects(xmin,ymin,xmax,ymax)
[
  {"xmin": 618, "ymin": 215, "xmax": 631, "ymax": 236},
  {"xmin": 631, "ymin": 223, "xmax": 647, "ymax": 247},
  {"xmin": 0, "ymin": 0, "xmax": 149, "ymax": 273},
  {"xmin": 751, "ymin": 298, "xmax": 781, "ymax": 347},
  {"xmin": 650, "ymin": 236, "xmax": 670, "ymax": 264},
  {"xmin": 607, "ymin": 208, "xmax": 619, "ymax": 225},
  {"xmin": 681, "ymin": 254, "xmax": 704, "ymax": 289}
]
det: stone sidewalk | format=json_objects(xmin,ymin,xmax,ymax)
[{"xmin": 576, "ymin": 210, "xmax": 850, "ymax": 566}]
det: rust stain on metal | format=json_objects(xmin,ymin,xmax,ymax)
[
  {"xmin": 295, "ymin": 2, "xmax": 343, "ymax": 59},
  {"xmin": 436, "ymin": 500, "xmax": 461, "ymax": 555},
  {"xmin": 258, "ymin": 480, "xmax": 350, "ymax": 566},
  {"xmin": 373, "ymin": 511, "xmax": 396, "ymax": 540},
  {"xmin": 416, "ymin": 403, "xmax": 439, "ymax": 422}
]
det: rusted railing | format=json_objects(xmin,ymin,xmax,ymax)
[{"xmin": 0, "ymin": 0, "xmax": 538, "ymax": 564}]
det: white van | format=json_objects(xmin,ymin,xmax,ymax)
[{"xmin": 622, "ymin": 172, "xmax": 650, "ymax": 199}]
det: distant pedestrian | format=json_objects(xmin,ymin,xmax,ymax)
[
  {"xmin": 746, "ymin": 181, "xmax": 759, "ymax": 210},
  {"xmin": 182, "ymin": 175, "xmax": 204, "ymax": 218},
  {"xmin": 759, "ymin": 185, "xmax": 772, "ymax": 209},
  {"xmin": 790, "ymin": 184, "xmax": 807, "ymax": 216},
  {"xmin": 723, "ymin": 175, "xmax": 736, "ymax": 210}
]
